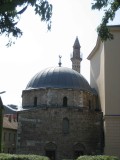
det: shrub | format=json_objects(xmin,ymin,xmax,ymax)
[
  {"xmin": 77, "ymin": 155, "xmax": 119, "ymax": 160},
  {"xmin": 0, "ymin": 154, "xmax": 49, "ymax": 160}
]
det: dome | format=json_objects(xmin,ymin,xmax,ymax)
[{"xmin": 26, "ymin": 67, "xmax": 92, "ymax": 92}]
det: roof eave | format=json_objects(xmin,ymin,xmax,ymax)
[
  {"xmin": 87, "ymin": 36, "xmax": 101, "ymax": 60},
  {"xmin": 87, "ymin": 25, "xmax": 120, "ymax": 60},
  {"xmin": 108, "ymin": 25, "xmax": 120, "ymax": 31}
]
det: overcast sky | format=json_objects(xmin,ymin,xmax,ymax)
[{"xmin": 0, "ymin": 0, "xmax": 120, "ymax": 107}]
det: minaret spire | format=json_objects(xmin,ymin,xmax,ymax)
[
  {"xmin": 58, "ymin": 55, "xmax": 62, "ymax": 67},
  {"xmin": 71, "ymin": 37, "xmax": 82, "ymax": 73}
]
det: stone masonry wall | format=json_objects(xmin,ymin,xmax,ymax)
[
  {"xmin": 17, "ymin": 107, "xmax": 103, "ymax": 160},
  {"xmin": 22, "ymin": 89, "xmax": 97, "ymax": 110}
]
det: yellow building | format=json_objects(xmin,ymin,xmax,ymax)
[
  {"xmin": 88, "ymin": 25, "xmax": 120, "ymax": 158},
  {"xmin": 2, "ymin": 114, "xmax": 18, "ymax": 153}
]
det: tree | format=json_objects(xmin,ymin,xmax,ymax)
[
  {"xmin": 92, "ymin": 0, "xmax": 120, "ymax": 41},
  {"xmin": 0, "ymin": 0, "xmax": 52, "ymax": 46}
]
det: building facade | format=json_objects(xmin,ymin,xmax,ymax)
[
  {"xmin": 0, "ymin": 97, "xmax": 3, "ymax": 152},
  {"xmin": 0, "ymin": 102, "xmax": 18, "ymax": 154},
  {"xmin": 88, "ymin": 25, "xmax": 120, "ymax": 158},
  {"xmin": 17, "ymin": 38, "xmax": 103, "ymax": 160},
  {"xmin": 2, "ymin": 114, "xmax": 18, "ymax": 153}
]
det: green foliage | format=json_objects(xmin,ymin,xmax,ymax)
[
  {"xmin": 0, "ymin": 0, "xmax": 52, "ymax": 46},
  {"xmin": 77, "ymin": 155, "xmax": 119, "ymax": 160},
  {"xmin": 0, "ymin": 154, "xmax": 49, "ymax": 160},
  {"xmin": 92, "ymin": 0, "xmax": 120, "ymax": 41}
]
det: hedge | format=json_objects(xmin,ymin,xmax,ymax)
[
  {"xmin": 0, "ymin": 154, "xmax": 49, "ymax": 160},
  {"xmin": 77, "ymin": 155, "xmax": 119, "ymax": 160}
]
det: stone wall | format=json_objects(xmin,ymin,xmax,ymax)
[
  {"xmin": 17, "ymin": 107, "xmax": 103, "ymax": 160},
  {"xmin": 22, "ymin": 89, "xmax": 97, "ymax": 110},
  {"xmin": 2, "ymin": 128, "xmax": 17, "ymax": 153}
]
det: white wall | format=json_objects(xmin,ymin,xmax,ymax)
[
  {"xmin": 104, "ymin": 29, "xmax": 120, "ymax": 114},
  {"xmin": 89, "ymin": 40, "xmax": 106, "ymax": 113},
  {"xmin": 88, "ymin": 26, "xmax": 120, "ymax": 158}
]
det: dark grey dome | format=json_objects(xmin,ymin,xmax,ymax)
[{"xmin": 26, "ymin": 67, "xmax": 92, "ymax": 92}]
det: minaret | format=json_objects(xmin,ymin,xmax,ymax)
[{"xmin": 71, "ymin": 37, "xmax": 82, "ymax": 73}]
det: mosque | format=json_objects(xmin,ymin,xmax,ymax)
[
  {"xmin": 17, "ymin": 26, "xmax": 120, "ymax": 159},
  {"xmin": 16, "ymin": 37, "xmax": 104, "ymax": 160}
]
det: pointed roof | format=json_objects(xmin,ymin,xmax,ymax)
[
  {"xmin": 3, "ymin": 105, "xmax": 18, "ymax": 114},
  {"xmin": 73, "ymin": 37, "xmax": 80, "ymax": 48},
  {"xmin": 0, "ymin": 97, "xmax": 3, "ymax": 109}
]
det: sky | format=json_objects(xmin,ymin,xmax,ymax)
[{"xmin": 0, "ymin": 0, "xmax": 120, "ymax": 107}]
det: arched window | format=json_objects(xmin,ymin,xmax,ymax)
[
  {"xmin": 95, "ymin": 95, "xmax": 100, "ymax": 111},
  {"xmin": 34, "ymin": 96, "xmax": 37, "ymax": 107},
  {"xmin": 89, "ymin": 100, "xmax": 91, "ymax": 110},
  {"xmin": 63, "ymin": 97, "xmax": 67, "ymax": 107},
  {"xmin": 62, "ymin": 118, "xmax": 69, "ymax": 134}
]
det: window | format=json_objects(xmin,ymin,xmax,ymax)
[
  {"xmin": 34, "ymin": 96, "xmax": 37, "ymax": 106},
  {"xmin": 9, "ymin": 133, "xmax": 11, "ymax": 141},
  {"xmin": 95, "ymin": 95, "xmax": 99, "ymax": 111},
  {"xmin": 89, "ymin": 100, "xmax": 91, "ymax": 110},
  {"xmin": 63, "ymin": 97, "xmax": 67, "ymax": 107},
  {"xmin": 8, "ymin": 148, "xmax": 10, "ymax": 153},
  {"xmin": 13, "ymin": 115, "xmax": 16, "ymax": 122},
  {"xmin": 14, "ymin": 133, "xmax": 16, "ymax": 142},
  {"xmin": 3, "ymin": 132, "xmax": 6, "ymax": 141},
  {"xmin": 63, "ymin": 118, "xmax": 69, "ymax": 134},
  {"xmin": 8, "ymin": 115, "xmax": 11, "ymax": 122}
]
